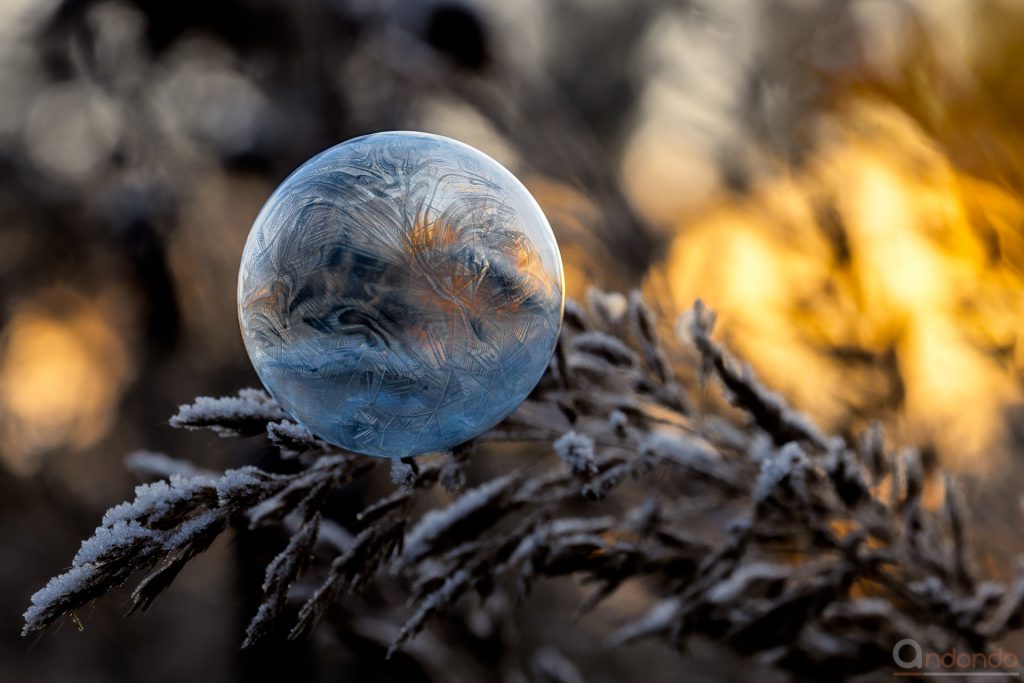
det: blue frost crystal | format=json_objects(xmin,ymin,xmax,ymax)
[{"xmin": 238, "ymin": 132, "xmax": 564, "ymax": 457}]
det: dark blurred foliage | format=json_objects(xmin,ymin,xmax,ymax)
[{"xmin": 0, "ymin": 1, "xmax": 667, "ymax": 680}]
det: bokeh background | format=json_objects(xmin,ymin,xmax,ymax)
[{"xmin": 2, "ymin": 0, "xmax": 1024, "ymax": 681}]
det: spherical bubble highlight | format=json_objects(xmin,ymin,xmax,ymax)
[{"xmin": 238, "ymin": 131, "xmax": 564, "ymax": 457}]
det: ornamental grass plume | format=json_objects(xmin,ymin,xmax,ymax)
[{"xmin": 23, "ymin": 293, "xmax": 1024, "ymax": 680}]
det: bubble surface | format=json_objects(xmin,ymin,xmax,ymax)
[{"xmin": 238, "ymin": 131, "xmax": 564, "ymax": 457}]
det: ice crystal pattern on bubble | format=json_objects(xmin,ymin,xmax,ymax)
[{"xmin": 238, "ymin": 132, "xmax": 564, "ymax": 457}]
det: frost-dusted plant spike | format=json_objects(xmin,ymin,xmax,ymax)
[
  {"xmin": 24, "ymin": 294, "xmax": 1024, "ymax": 681},
  {"xmin": 238, "ymin": 131, "xmax": 564, "ymax": 457}
]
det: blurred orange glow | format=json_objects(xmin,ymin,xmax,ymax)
[
  {"xmin": 654, "ymin": 101, "xmax": 1024, "ymax": 471},
  {"xmin": 525, "ymin": 177, "xmax": 608, "ymax": 300},
  {"xmin": 0, "ymin": 287, "xmax": 132, "ymax": 475}
]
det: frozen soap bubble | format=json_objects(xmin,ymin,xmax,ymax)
[{"xmin": 238, "ymin": 131, "xmax": 564, "ymax": 457}]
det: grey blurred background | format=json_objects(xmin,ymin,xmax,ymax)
[{"xmin": 2, "ymin": 0, "xmax": 1024, "ymax": 681}]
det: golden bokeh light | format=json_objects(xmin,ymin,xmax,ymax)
[
  {"xmin": 0, "ymin": 287, "xmax": 133, "ymax": 475},
  {"xmin": 653, "ymin": 100, "xmax": 1024, "ymax": 471}
]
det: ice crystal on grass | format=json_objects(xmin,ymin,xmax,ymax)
[
  {"xmin": 553, "ymin": 431, "xmax": 597, "ymax": 475},
  {"xmin": 401, "ymin": 474, "xmax": 520, "ymax": 565},
  {"xmin": 169, "ymin": 388, "xmax": 286, "ymax": 436},
  {"xmin": 23, "ymin": 294, "xmax": 1024, "ymax": 680},
  {"xmin": 266, "ymin": 420, "xmax": 326, "ymax": 459},
  {"xmin": 22, "ymin": 472, "xmax": 221, "ymax": 635}
]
